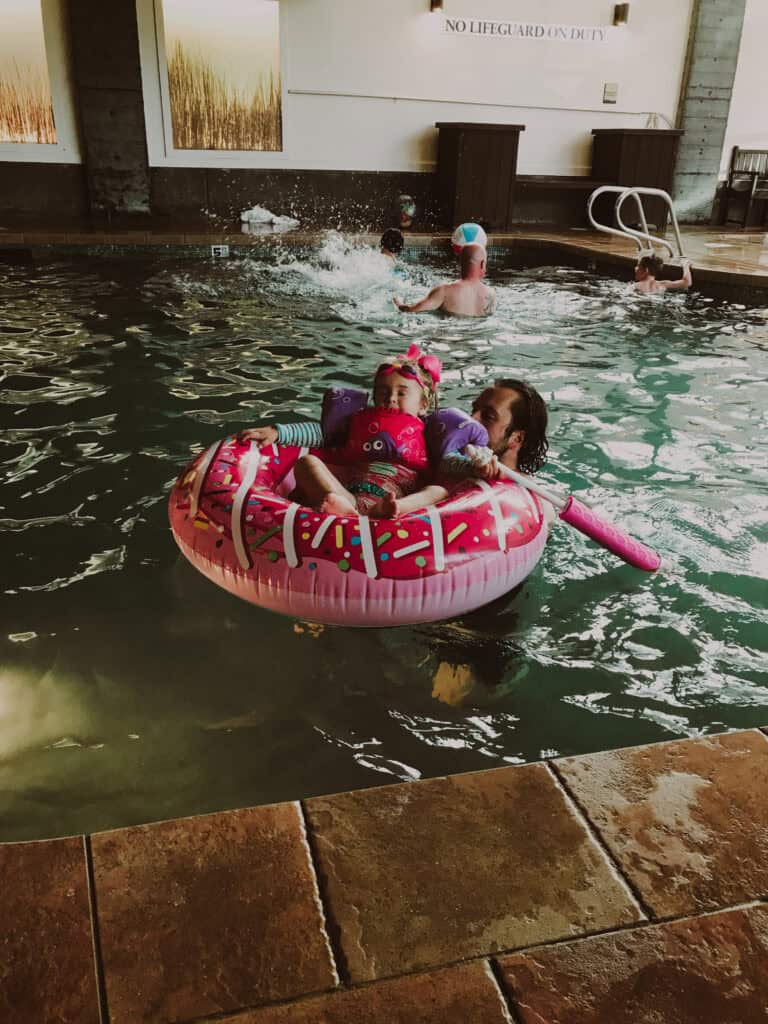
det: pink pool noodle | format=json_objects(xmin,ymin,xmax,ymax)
[{"xmin": 559, "ymin": 496, "xmax": 661, "ymax": 572}]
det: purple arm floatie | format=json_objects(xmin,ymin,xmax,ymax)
[
  {"xmin": 320, "ymin": 387, "xmax": 369, "ymax": 445},
  {"xmin": 425, "ymin": 407, "xmax": 489, "ymax": 464}
]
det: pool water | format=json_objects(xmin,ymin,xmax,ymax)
[{"xmin": 1, "ymin": 236, "xmax": 767, "ymax": 842}]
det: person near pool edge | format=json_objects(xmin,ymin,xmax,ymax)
[
  {"xmin": 634, "ymin": 254, "xmax": 693, "ymax": 294},
  {"xmin": 393, "ymin": 242, "xmax": 497, "ymax": 317},
  {"xmin": 440, "ymin": 377, "xmax": 554, "ymax": 520},
  {"xmin": 381, "ymin": 377, "xmax": 554, "ymax": 521}
]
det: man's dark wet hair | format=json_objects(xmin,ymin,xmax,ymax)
[
  {"xmin": 380, "ymin": 228, "xmax": 404, "ymax": 254},
  {"xmin": 637, "ymin": 254, "xmax": 664, "ymax": 277},
  {"xmin": 495, "ymin": 378, "xmax": 549, "ymax": 474}
]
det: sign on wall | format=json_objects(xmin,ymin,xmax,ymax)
[
  {"xmin": 161, "ymin": 0, "xmax": 281, "ymax": 151},
  {"xmin": 0, "ymin": 0, "xmax": 56, "ymax": 144},
  {"xmin": 444, "ymin": 18, "xmax": 610, "ymax": 43}
]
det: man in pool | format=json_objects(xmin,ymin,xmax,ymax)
[
  {"xmin": 378, "ymin": 377, "xmax": 552, "ymax": 518},
  {"xmin": 634, "ymin": 254, "xmax": 693, "ymax": 294},
  {"xmin": 393, "ymin": 243, "xmax": 497, "ymax": 317},
  {"xmin": 467, "ymin": 378, "xmax": 549, "ymax": 478}
]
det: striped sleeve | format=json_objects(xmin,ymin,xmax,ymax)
[{"xmin": 275, "ymin": 421, "xmax": 324, "ymax": 447}]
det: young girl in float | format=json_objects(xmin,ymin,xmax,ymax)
[{"xmin": 238, "ymin": 344, "xmax": 489, "ymax": 519}]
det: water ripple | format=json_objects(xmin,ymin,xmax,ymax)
[{"xmin": 0, "ymin": 247, "xmax": 766, "ymax": 841}]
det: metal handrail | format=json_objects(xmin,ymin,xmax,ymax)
[{"xmin": 587, "ymin": 185, "xmax": 686, "ymax": 262}]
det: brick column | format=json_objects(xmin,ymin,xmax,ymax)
[
  {"xmin": 672, "ymin": 0, "xmax": 747, "ymax": 222},
  {"xmin": 68, "ymin": 0, "xmax": 150, "ymax": 218}
]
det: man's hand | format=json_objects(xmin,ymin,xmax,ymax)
[
  {"xmin": 236, "ymin": 425, "xmax": 278, "ymax": 446},
  {"xmin": 466, "ymin": 445, "xmax": 501, "ymax": 479}
]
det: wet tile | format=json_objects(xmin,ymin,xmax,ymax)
[
  {"xmin": 183, "ymin": 232, "xmax": 231, "ymax": 244},
  {"xmin": 65, "ymin": 233, "xmax": 110, "ymax": 244},
  {"xmin": 305, "ymin": 765, "xmax": 642, "ymax": 983},
  {"xmin": 0, "ymin": 837, "xmax": 99, "ymax": 1024},
  {"xmin": 145, "ymin": 233, "xmax": 188, "ymax": 244},
  {"xmin": 91, "ymin": 803, "xmax": 337, "ymax": 1024},
  {"xmin": 23, "ymin": 231, "xmax": 69, "ymax": 243},
  {"xmin": 556, "ymin": 730, "xmax": 768, "ymax": 916},
  {"xmin": 101, "ymin": 231, "xmax": 149, "ymax": 243},
  {"xmin": 211, "ymin": 961, "xmax": 510, "ymax": 1023},
  {"xmin": 498, "ymin": 904, "xmax": 768, "ymax": 1024}
]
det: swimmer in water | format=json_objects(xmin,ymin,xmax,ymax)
[
  {"xmin": 634, "ymin": 255, "xmax": 693, "ymax": 294},
  {"xmin": 380, "ymin": 228, "xmax": 404, "ymax": 264},
  {"xmin": 393, "ymin": 243, "xmax": 497, "ymax": 317}
]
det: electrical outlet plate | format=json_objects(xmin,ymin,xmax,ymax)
[{"xmin": 603, "ymin": 82, "xmax": 618, "ymax": 104}]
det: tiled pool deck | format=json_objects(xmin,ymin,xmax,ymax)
[
  {"xmin": 3, "ymin": 728, "xmax": 768, "ymax": 1023},
  {"xmin": 2, "ymin": 224, "xmax": 768, "ymax": 301}
]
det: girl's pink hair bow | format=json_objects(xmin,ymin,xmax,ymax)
[
  {"xmin": 404, "ymin": 344, "xmax": 442, "ymax": 385},
  {"xmin": 377, "ymin": 344, "xmax": 441, "ymax": 385}
]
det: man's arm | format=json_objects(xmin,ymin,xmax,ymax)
[{"xmin": 393, "ymin": 285, "xmax": 446, "ymax": 313}]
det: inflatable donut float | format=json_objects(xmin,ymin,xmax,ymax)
[{"xmin": 169, "ymin": 436, "xmax": 548, "ymax": 627}]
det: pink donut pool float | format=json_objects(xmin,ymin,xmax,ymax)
[{"xmin": 169, "ymin": 438, "xmax": 548, "ymax": 627}]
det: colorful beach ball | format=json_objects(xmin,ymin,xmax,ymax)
[{"xmin": 451, "ymin": 222, "xmax": 488, "ymax": 254}]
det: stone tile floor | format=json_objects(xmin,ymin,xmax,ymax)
[{"xmin": 2, "ymin": 727, "xmax": 767, "ymax": 1023}]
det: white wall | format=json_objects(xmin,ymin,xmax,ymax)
[
  {"xmin": 719, "ymin": 0, "xmax": 768, "ymax": 177},
  {"xmin": 139, "ymin": 0, "xmax": 694, "ymax": 174}
]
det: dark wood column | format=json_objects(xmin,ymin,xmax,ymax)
[{"xmin": 68, "ymin": 0, "xmax": 151, "ymax": 219}]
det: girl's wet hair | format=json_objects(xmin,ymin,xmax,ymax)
[{"xmin": 495, "ymin": 377, "xmax": 549, "ymax": 473}]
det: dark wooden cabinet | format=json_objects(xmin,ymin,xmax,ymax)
[
  {"xmin": 435, "ymin": 122, "xmax": 525, "ymax": 231},
  {"xmin": 591, "ymin": 128, "xmax": 683, "ymax": 230}
]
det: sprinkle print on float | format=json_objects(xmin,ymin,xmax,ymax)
[{"xmin": 169, "ymin": 436, "xmax": 547, "ymax": 628}]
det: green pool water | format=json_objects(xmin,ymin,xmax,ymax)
[{"xmin": 1, "ymin": 236, "xmax": 766, "ymax": 842}]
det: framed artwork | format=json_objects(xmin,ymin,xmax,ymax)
[
  {"xmin": 1, "ymin": 0, "xmax": 56, "ymax": 144},
  {"xmin": 161, "ymin": 0, "xmax": 281, "ymax": 152},
  {"xmin": 0, "ymin": 0, "xmax": 80, "ymax": 163}
]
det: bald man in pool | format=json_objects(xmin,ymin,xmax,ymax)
[{"xmin": 393, "ymin": 243, "xmax": 497, "ymax": 317}]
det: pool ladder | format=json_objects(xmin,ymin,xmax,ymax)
[{"xmin": 587, "ymin": 186, "xmax": 687, "ymax": 263}]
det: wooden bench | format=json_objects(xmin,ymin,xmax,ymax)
[{"xmin": 719, "ymin": 147, "xmax": 768, "ymax": 228}]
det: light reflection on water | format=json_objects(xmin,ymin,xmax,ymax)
[{"xmin": 0, "ymin": 235, "xmax": 766, "ymax": 841}]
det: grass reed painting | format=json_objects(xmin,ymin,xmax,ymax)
[
  {"xmin": 1, "ymin": 3, "xmax": 56, "ymax": 144},
  {"xmin": 163, "ymin": 0, "xmax": 282, "ymax": 152},
  {"xmin": 168, "ymin": 42, "xmax": 281, "ymax": 151}
]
